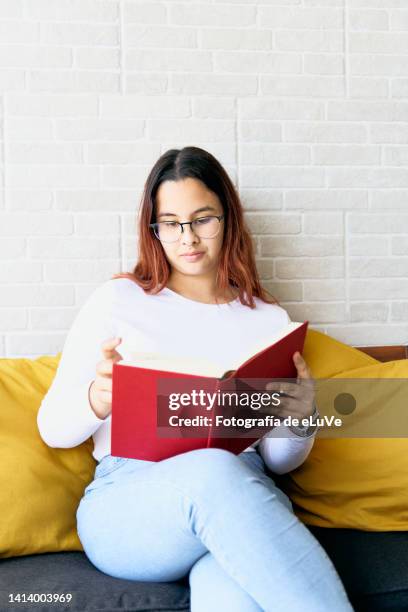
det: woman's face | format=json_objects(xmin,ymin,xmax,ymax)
[{"xmin": 155, "ymin": 177, "xmax": 225, "ymax": 281}]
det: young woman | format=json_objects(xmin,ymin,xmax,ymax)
[{"xmin": 37, "ymin": 147, "xmax": 352, "ymax": 612}]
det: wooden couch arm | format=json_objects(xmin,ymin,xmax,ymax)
[{"xmin": 356, "ymin": 345, "xmax": 408, "ymax": 362}]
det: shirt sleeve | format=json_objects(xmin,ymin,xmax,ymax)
[
  {"xmin": 257, "ymin": 425, "xmax": 316, "ymax": 475},
  {"xmin": 37, "ymin": 280, "xmax": 117, "ymax": 449},
  {"xmin": 256, "ymin": 306, "xmax": 316, "ymax": 474}
]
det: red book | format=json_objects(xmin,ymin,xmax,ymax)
[{"xmin": 111, "ymin": 321, "xmax": 308, "ymax": 461}]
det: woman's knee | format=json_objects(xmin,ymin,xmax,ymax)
[{"xmin": 189, "ymin": 552, "xmax": 262, "ymax": 612}]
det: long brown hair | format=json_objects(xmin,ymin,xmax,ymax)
[{"xmin": 112, "ymin": 146, "xmax": 276, "ymax": 308}]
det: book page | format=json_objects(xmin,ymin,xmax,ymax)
[{"xmin": 119, "ymin": 353, "xmax": 225, "ymax": 378}]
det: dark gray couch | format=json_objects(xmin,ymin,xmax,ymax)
[{"xmin": 1, "ymin": 527, "xmax": 408, "ymax": 612}]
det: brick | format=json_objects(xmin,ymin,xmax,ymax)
[
  {"xmin": 303, "ymin": 280, "xmax": 345, "ymax": 301},
  {"xmin": 262, "ymin": 281, "xmax": 303, "ymax": 303},
  {"xmin": 275, "ymin": 29, "xmax": 343, "ymax": 52},
  {"xmin": 240, "ymin": 122, "xmax": 282, "ymax": 143},
  {"xmin": 147, "ymin": 119, "xmax": 235, "ymax": 142},
  {"xmin": 126, "ymin": 48, "xmax": 212, "ymax": 72},
  {"xmin": 285, "ymin": 190, "xmax": 368, "ymax": 210},
  {"xmin": 0, "ymin": 285, "xmax": 74, "ymax": 307},
  {"xmin": 350, "ymin": 257, "xmax": 408, "ymax": 277},
  {"xmin": 276, "ymin": 258, "xmax": 344, "ymax": 279},
  {"xmin": 44, "ymin": 260, "xmax": 120, "ymax": 282},
  {"xmin": 259, "ymin": 7, "xmax": 343, "ymax": 29},
  {"xmin": 28, "ymin": 71, "xmax": 120, "ymax": 93},
  {"xmin": 0, "ymin": 309, "xmax": 27, "ymax": 331},
  {"xmin": 261, "ymin": 75, "xmax": 345, "ymax": 98},
  {"xmin": 55, "ymin": 190, "xmax": 140, "ymax": 212},
  {"xmin": 246, "ymin": 214, "xmax": 301, "ymax": 235},
  {"xmin": 7, "ymin": 333, "xmax": 66, "ymax": 357},
  {"xmin": 28, "ymin": 237, "xmax": 120, "ymax": 259},
  {"xmin": 100, "ymin": 95, "xmax": 190, "ymax": 118},
  {"xmin": 0, "ymin": 45, "xmax": 71, "ymax": 68},
  {"xmin": 74, "ymin": 214, "xmax": 120, "ymax": 235},
  {"xmin": 8, "ymin": 166, "xmax": 99, "ymax": 189},
  {"xmin": 391, "ymin": 303, "xmax": 408, "ymax": 321},
  {"xmin": 26, "ymin": 1, "xmax": 118, "ymax": 22},
  {"xmin": 0, "ymin": 214, "xmax": 73, "ymax": 236},
  {"xmin": 349, "ymin": 236, "xmax": 389, "ymax": 256},
  {"xmin": 240, "ymin": 167, "xmax": 324, "ymax": 188},
  {"xmin": 261, "ymin": 236, "xmax": 343, "ymax": 257},
  {"xmin": 240, "ymin": 144, "xmax": 310, "ymax": 165},
  {"xmin": 30, "ymin": 308, "xmax": 77, "ymax": 331},
  {"xmin": 350, "ymin": 77, "xmax": 389, "ymax": 99},
  {"xmin": 349, "ymin": 214, "xmax": 408, "ymax": 233},
  {"xmin": 325, "ymin": 325, "xmax": 404, "ymax": 346},
  {"xmin": 0, "ymin": 21, "xmax": 39, "ymax": 43},
  {"xmin": 392, "ymin": 237, "xmax": 408, "ymax": 255},
  {"xmin": 285, "ymin": 122, "xmax": 367, "ymax": 143},
  {"xmin": 304, "ymin": 54, "xmax": 344, "ymax": 75},
  {"xmin": 126, "ymin": 73, "xmax": 167, "ymax": 94},
  {"xmin": 126, "ymin": 26, "xmax": 197, "ymax": 48},
  {"xmin": 370, "ymin": 123, "xmax": 408, "ymax": 144},
  {"xmin": 349, "ymin": 9, "xmax": 389, "ymax": 30},
  {"xmin": 328, "ymin": 168, "xmax": 408, "ymax": 188},
  {"xmin": 124, "ymin": 2, "xmax": 167, "ymax": 24},
  {"xmin": 75, "ymin": 48, "xmax": 120, "ymax": 70},
  {"xmin": 215, "ymin": 51, "xmax": 301, "ymax": 74},
  {"xmin": 56, "ymin": 119, "xmax": 144, "ymax": 141},
  {"xmin": 350, "ymin": 303, "xmax": 388, "ymax": 323},
  {"xmin": 192, "ymin": 98, "xmax": 235, "ymax": 119},
  {"xmin": 169, "ymin": 5, "xmax": 256, "ymax": 27},
  {"xmin": 8, "ymin": 143, "xmax": 83, "ymax": 164},
  {"xmin": 350, "ymin": 32, "xmax": 408, "ymax": 54},
  {"xmin": 170, "ymin": 74, "xmax": 257, "ymax": 95},
  {"xmin": 40, "ymin": 23, "xmax": 118, "ymax": 45},
  {"xmin": 240, "ymin": 190, "xmax": 283, "ymax": 211},
  {"xmin": 350, "ymin": 279, "xmax": 408, "ymax": 300},
  {"xmin": 101, "ymin": 165, "xmax": 157, "ymax": 189},
  {"xmin": 201, "ymin": 29, "xmax": 271, "ymax": 50},
  {"xmin": 303, "ymin": 212, "xmax": 344, "ymax": 234},
  {"xmin": 239, "ymin": 98, "xmax": 324, "ymax": 121},
  {"xmin": 284, "ymin": 303, "xmax": 347, "ymax": 324},
  {"xmin": 87, "ymin": 142, "xmax": 161, "ymax": 164},
  {"xmin": 313, "ymin": 144, "xmax": 380, "ymax": 165},
  {"xmin": 351, "ymin": 54, "xmax": 408, "ymax": 77},
  {"xmin": 8, "ymin": 117, "xmax": 54, "ymax": 140},
  {"xmin": 0, "ymin": 238, "xmax": 26, "ymax": 259},
  {"xmin": 8, "ymin": 191, "xmax": 54, "ymax": 211},
  {"xmin": 0, "ymin": 262, "xmax": 42, "ymax": 282},
  {"xmin": 383, "ymin": 146, "xmax": 408, "ymax": 166},
  {"xmin": 328, "ymin": 100, "xmax": 408, "ymax": 122},
  {"xmin": 8, "ymin": 94, "xmax": 98, "ymax": 117}
]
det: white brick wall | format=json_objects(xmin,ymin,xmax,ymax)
[{"xmin": 0, "ymin": 0, "xmax": 407, "ymax": 357}]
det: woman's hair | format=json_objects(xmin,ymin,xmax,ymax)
[{"xmin": 112, "ymin": 146, "xmax": 276, "ymax": 308}]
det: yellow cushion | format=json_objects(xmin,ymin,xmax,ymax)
[
  {"xmin": 279, "ymin": 330, "xmax": 408, "ymax": 531},
  {"xmin": 0, "ymin": 355, "xmax": 96, "ymax": 558}
]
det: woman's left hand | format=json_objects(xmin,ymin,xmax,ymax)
[{"xmin": 265, "ymin": 352, "xmax": 316, "ymax": 421}]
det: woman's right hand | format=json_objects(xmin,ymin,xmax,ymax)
[{"xmin": 89, "ymin": 337, "xmax": 123, "ymax": 419}]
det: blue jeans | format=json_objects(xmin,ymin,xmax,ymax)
[{"xmin": 76, "ymin": 448, "xmax": 353, "ymax": 612}]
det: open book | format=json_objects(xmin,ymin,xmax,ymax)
[{"xmin": 111, "ymin": 321, "xmax": 308, "ymax": 461}]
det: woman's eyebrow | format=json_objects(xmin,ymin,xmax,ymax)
[{"xmin": 157, "ymin": 205, "xmax": 216, "ymax": 219}]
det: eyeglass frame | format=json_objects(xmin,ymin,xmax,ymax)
[{"xmin": 149, "ymin": 214, "xmax": 225, "ymax": 243}]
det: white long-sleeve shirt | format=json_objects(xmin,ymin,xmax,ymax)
[{"xmin": 37, "ymin": 278, "xmax": 315, "ymax": 474}]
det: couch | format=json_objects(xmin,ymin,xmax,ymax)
[{"xmin": 1, "ymin": 344, "xmax": 408, "ymax": 612}]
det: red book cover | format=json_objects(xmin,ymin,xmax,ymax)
[{"xmin": 111, "ymin": 321, "xmax": 308, "ymax": 461}]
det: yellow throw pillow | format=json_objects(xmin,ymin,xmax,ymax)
[
  {"xmin": 279, "ymin": 332, "xmax": 408, "ymax": 531},
  {"xmin": 0, "ymin": 355, "xmax": 96, "ymax": 558}
]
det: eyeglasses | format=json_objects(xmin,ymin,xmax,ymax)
[{"xmin": 149, "ymin": 214, "xmax": 224, "ymax": 244}]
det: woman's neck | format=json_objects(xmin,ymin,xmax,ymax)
[{"xmin": 167, "ymin": 273, "xmax": 237, "ymax": 305}]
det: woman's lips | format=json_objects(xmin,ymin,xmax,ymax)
[{"xmin": 180, "ymin": 252, "xmax": 205, "ymax": 262}]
